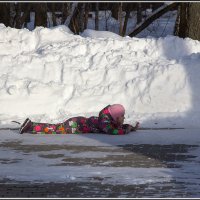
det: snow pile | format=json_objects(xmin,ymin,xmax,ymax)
[
  {"xmin": 81, "ymin": 29, "xmax": 122, "ymax": 39},
  {"xmin": 0, "ymin": 24, "xmax": 200, "ymax": 128}
]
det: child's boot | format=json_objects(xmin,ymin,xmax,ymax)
[{"xmin": 19, "ymin": 118, "xmax": 32, "ymax": 134}]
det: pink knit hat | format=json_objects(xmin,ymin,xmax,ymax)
[{"xmin": 108, "ymin": 104, "xmax": 125, "ymax": 121}]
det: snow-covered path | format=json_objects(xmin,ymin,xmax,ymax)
[{"xmin": 0, "ymin": 129, "xmax": 200, "ymax": 197}]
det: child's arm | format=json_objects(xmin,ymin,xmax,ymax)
[
  {"xmin": 98, "ymin": 115, "xmax": 127, "ymax": 135},
  {"xmin": 122, "ymin": 122, "xmax": 140, "ymax": 133},
  {"xmin": 131, "ymin": 122, "xmax": 140, "ymax": 131}
]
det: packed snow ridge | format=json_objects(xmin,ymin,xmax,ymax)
[{"xmin": 0, "ymin": 24, "xmax": 200, "ymax": 128}]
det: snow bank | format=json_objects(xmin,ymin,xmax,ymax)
[{"xmin": 0, "ymin": 24, "xmax": 200, "ymax": 128}]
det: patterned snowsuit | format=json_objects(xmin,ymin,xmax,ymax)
[{"xmin": 29, "ymin": 105, "xmax": 132, "ymax": 135}]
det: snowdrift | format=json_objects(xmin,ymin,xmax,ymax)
[{"xmin": 0, "ymin": 24, "xmax": 200, "ymax": 128}]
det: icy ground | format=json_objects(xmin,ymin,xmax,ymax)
[{"xmin": 0, "ymin": 129, "xmax": 200, "ymax": 197}]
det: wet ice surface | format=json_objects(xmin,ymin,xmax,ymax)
[{"xmin": 0, "ymin": 129, "xmax": 200, "ymax": 197}]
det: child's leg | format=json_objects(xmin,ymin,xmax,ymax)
[
  {"xmin": 32, "ymin": 122, "xmax": 66, "ymax": 134},
  {"xmin": 63, "ymin": 117, "xmax": 89, "ymax": 134},
  {"xmin": 62, "ymin": 117, "xmax": 83, "ymax": 134},
  {"xmin": 31, "ymin": 116, "xmax": 89, "ymax": 134}
]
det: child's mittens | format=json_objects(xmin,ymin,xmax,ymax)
[
  {"xmin": 135, "ymin": 122, "xmax": 140, "ymax": 129},
  {"xmin": 125, "ymin": 125, "xmax": 134, "ymax": 134},
  {"xmin": 131, "ymin": 122, "xmax": 140, "ymax": 131}
]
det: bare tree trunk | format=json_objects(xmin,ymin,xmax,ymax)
[
  {"xmin": 176, "ymin": 3, "xmax": 189, "ymax": 38},
  {"xmin": 14, "ymin": 3, "xmax": 31, "ymax": 29},
  {"xmin": 68, "ymin": 4, "xmax": 79, "ymax": 34},
  {"xmin": 122, "ymin": 4, "xmax": 131, "ymax": 36},
  {"xmin": 104, "ymin": 3, "xmax": 111, "ymax": 31},
  {"xmin": 23, "ymin": 3, "xmax": 31, "ymax": 28},
  {"xmin": 174, "ymin": 4, "xmax": 181, "ymax": 36},
  {"xmin": 51, "ymin": 3, "xmax": 57, "ymax": 26},
  {"xmin": 61, "ymin": 3, "xmax": 70, "ymax": 25},
  {"xmin": 186, "ymin": 3, "xmax": 200, "ymax": 40},
  {"xmin": 95, "ymin": 3, "xmax": 99, "ymax": 30},
  {"xmin": 21, "ymin": 3, "xmax": 31, "ymax": 28},
  {"xmin": 34, "ymin": 3, "xmax": 47, "ymax": 27},
  {"xmin": 84, "ymin": 3, "xmax": 90, "ymax": 30},
  {"xmin": 176, "ymin": 3, "xmax": 200, "ymax": 40},
  {"xmin": 0, "ymin": 3, "xmax": 10, "ymax": 27},
  {"xmin": 10, "ymin": 3, "xmax": 16, "ymax": 27},
  {"xmin": 119, "ymin": 3, "xmax": 123, "ymax": 36},
  {"xmin": 79, "ymin": 3, "xmax": 85, "ymax": 32},
  {"xmin": 69, "ymin": 3, "xmax": 84, "ymax": 34},
  {"xmin": 137, "ymin": 3, "xmax": 142, "ymax": 24},
  {"xmin": 14, "ymin": 3, "xmax": 22, "ymax": 28},
  {"xmin": 111, "ymin": 3, "xmax": 119, "ymax": 20}
]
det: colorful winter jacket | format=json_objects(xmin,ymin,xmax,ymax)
[{"xmin": 30, "ymin": 105, "xmax": 132, "ymax": 135}]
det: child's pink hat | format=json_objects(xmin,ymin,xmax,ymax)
[{"xmin": 108, "ymin": 104, "xmax": 125, "ymax": 121}]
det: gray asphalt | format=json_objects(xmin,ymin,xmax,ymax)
[{"xmin": 0, "ymin": 139, "xmax": 199, "ymax": 198}]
